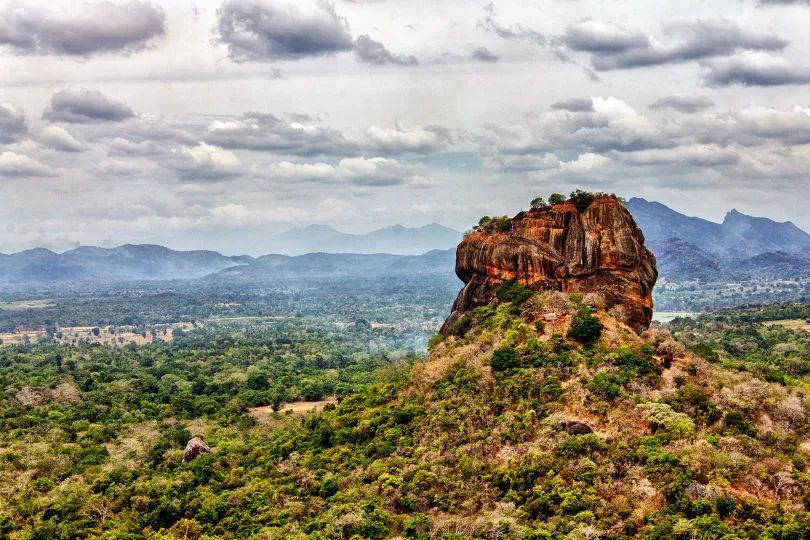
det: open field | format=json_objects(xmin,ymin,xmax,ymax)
[
  {"xmin": 764, "ymin": 319, "xmax": 810, "ymax": 332},
  {"xmin": 249, "ymin": 397, "xmax": 339, "ymax": 423},
  {"xmin": 0, "ymin": 322, "xmax": 193, "ymax": 346},
  {"xmin": 0, "ymin": 300, "xmax": 56, "ymax": 311}
]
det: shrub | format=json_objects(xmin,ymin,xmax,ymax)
[
  {"xmin": 452, "ymin": 316, "xmax": 472, "ymax": 337},
  {"xmin": 656, "ymin": 339, "xmax": 686, "ymax": 360},
  {"xmin": 530, "ymin": 197, "xmax": 548, "ymax": 209},
  {"xmin": 427, "ymin": 333, "xmax": 443, "ymax": 350},
  {"xmin": 569, "ymin": 308, "xmax": 601, "ymax": 345},
  {"xmin": 497, "ymin": 280, "xmax": 533, "ymax": 306},
  {"xmin": 549, "ymin": 193, "xmax": 566, "ymax": 205},
  {"xmin": 724, "ymin": 411, "xmax": 756, "ymax": 437},
  {"xmin": 319, "ymin": 477, "xmax": 339, "ymax": 498},
  {"xmin": 587, "ymin": 372, "xmax": 622, "ymax": 401},
  {"xmin": 640, "ymin": 402, "xmax": 695, "ymax": 439},
  {"xmin": 491, "ymin": 346, "xmax": 519, "ymax": 372},
  {"xmin": 569, "ymin": 190, "xmax": 596, "ymax": 211}
]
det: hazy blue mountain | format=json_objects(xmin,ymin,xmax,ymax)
[
  {"xmin": 213, "ymin": 249, "xmax": 457, "ymax": 282},
  {"xmin": 0, "ymin": 245, "xmax": 251, "ymax": 285},
  {"xmin": 627, "ymin": 198, "xmax": 810, "ymax": 258},
  {"xmin": 651, "ymin": 238, "xmax": 737, "ymax": 283},
  {"xmin": 626, "ymin": 198, "xmax": 810, "ymax": 282},
  {"xmin": 265, "ymin": 223, "xmax": 462, "ymax": 255}
]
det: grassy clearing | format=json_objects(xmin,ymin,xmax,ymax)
[{"xmin": 763, "ymin": 319, "xmax": 810, "ymax": 332}]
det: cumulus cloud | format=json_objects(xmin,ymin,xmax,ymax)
[
  {"xmin": 550, "ymin": 97, "xmax": 594, "ymax": 112},
  {"xmin": 559, "ymin": 19, "xmax": 787, "ymax": 71},
  {"xmin": 354, "ymin": 35, "xmax": 418, "ymax": 66},
  {"xmin": 43, "ymin": 88, "xmax": 134, "ymax": 124},
  {"xmin": 163, "ymin": 143, "xmax": 242, "ymax": 181},
  {"xmin": 472, "ymin": 47, "xmax": 499, "ymax": 63},
  {"xmin": 0, "ymin": 151, "xmax": 59, "ymax": 177},
  {"xmin": 98, "ymin": 159, "xmax": 144, "ymax": 176},
  {"xmin": 261, "ymin": 157, "xmax": 429, "ymax": 187},
  {"xmin": 0, "ymin": 103, "xmax": 27, "ymax": 144},
  {"xmin": 702, "ymin": 52, "xmax": 810, "ymax": 86},
  {"xmin": 365, "ymin": 124, "xmax": 455, "ymax": 154},
  {"xmin": 216, "ymin": 0, "xmax": 354, "ymax": 62},
  {"xmin": 649, "ymin": 95, "xmax": 715, "ymax": 113},
  {"xmin": 478, "ymin": 95, "xmax": 810, "ymax": 188},
  {"xmin": 39, "ymin": 126, "xmax": 84, "ymax": 152},
  {"xmin": 758, "ymin": 0, "xmax": 810, "ymax": 4},
  {"xmin": 478, "ymin": 2, "xmax": 545, "ymax": 45},
  {"xmin": 561, "ymin": 20, "xmax": 648, "ymax": 54},
  {"xmin": 108, "ymin": 137, "xmax": 163, "ymax": 157},
  {"xmin": 205, "ymin": 112, "xmax": 359, "ymax": 156},
  {"xmin": 0, "ymin": 1, "xmax": 166, "ymax": 56}
]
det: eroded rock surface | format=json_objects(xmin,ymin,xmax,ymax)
[{"xmin": 442, "ymin": 195, "xmax": 657, "ymax": 334}]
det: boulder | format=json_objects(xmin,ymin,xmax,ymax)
[
  {"xmin": 442, "ymin": 196, "xmax": 657, "ymax": 335},
  {"xmin": 562, "ymin": 421, "xmax": 594, "ymax": 435},
  {"xmin": 183, "ymin": 437, "xmax": 212, "ymax": 463}
]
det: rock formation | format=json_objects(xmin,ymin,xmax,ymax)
[
  {"xmin": 442, "ymin": 195, "xmax": 657, "ymax": 334},
  {"xmin": 183, "ymin": 437, "xmax": 212, "ymax": 462}
]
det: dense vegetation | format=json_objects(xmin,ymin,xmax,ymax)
[
  {"xmin": 0, "ymin": 276, "xmax": 457, "ymax": 333},
  {"xmin": 3, "ymin": 282, "xmax": 810, "ymax": 537}
]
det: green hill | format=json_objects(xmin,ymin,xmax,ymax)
[{"xmin": 3, "ymin": 292, "xmax": 810, "ymax": 538}]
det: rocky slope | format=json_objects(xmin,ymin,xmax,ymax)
[{"xmin": 443, "ymin": 195, "xmax": 657, "ymax": 334}]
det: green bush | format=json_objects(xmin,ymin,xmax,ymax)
[
  {"xmin": 641, "ymin": 402, "xmax": 695, "ymax": 439},
  {"xmin": 319, "ymin": 478, "xmax": 339, "ymax": 498},
  {"xmin": 530, "ymin": 197, "xmax": 548, "ymax": 209},
  {"xmin": 549, "ymin": 193, "xmax": 566, "ymax": 205},
  {"xmin": 491, "ymin": 346, "xmax": 519, "ymax": 372},
  {"xmin": 427, "ymin": 333, "xmax": 443, "ymax": 350},
  {"xmin": 724, "ymin": 411, "xmax": 756, "ymax": 437},
  {"xmin": 497, "ymin": 280, "xmax": 533, "ymax": 306},
  {"xmin": 569, "ymin": 308, "xmax": 601, "ymax": 345},
  {"xmin": 452, "ymin": 316, "xmax": 472, "ymax": 337},
  {"xmin": 587, "ymin": 372, "xmax": 622, "ymax": 401},
  {"xmin": 569, "ymin": 190, "xmax": 596, "ymax": 211}
]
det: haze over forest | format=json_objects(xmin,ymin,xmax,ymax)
[{"xmin": 1, "ymin": 0, "xmax": 810, "ymax": 255}]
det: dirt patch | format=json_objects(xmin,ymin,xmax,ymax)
[{"xmin": 249, "ymin": 397, "xmax": 338, "ymax": 422}]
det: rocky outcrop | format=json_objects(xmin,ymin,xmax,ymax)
[
  {"xmin": 183, "ymin": 437, "xmax": 212, "ymax": 462},
  {"xmin": 562, "ymin": 421, "xmax": 594, "ymax": 435},
  {"xmin": 442, "ymin": 195, "xmax": 657, "ymax": 334}
]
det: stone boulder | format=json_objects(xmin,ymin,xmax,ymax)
[
  {"xmin": 442, "ymin": 195, "xmax": 657, "ymax": 335},
  {"xmin": 183, "ymin": 437, "xmax": 212, "ymax": 463}
]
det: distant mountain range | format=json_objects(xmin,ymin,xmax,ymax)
[
  {"xmin": 625, "ymin": 198, "xmax": 810, "ymax": 282},
  {"xmin": 2, "ymin": 205, "xmax": 808, "ymax": 288},
  {"xmin": 262, "ymin": 223, "xmax": 462, "ymax": 256},
  {"xmin": 0, "ymin": 245, "xmax": 252, "ymax": 285},
  {"xmin": 0, "ymin": 224, "xmax": 461, "ymax": 286}
]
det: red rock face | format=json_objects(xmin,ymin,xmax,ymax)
[{"xmin": 443, "ymin": 196, "xmax": 658, "ymax": 334}]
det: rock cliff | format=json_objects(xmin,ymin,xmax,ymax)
[{"xmin": 442, "ymin": 195, "xmax": 657, "ymax": 334}]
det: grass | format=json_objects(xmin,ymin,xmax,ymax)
[{"xmin": 763, "ymin": 319, "xmax": 810, "ymax": 332}]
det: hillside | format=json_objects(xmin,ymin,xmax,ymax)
[
  {"xmin": 2, "ymin": 194, "xmax": 810, "ymax": 538},
  {"xmin": 5, "ymin": 287, "xmax": 810, "ymax": 537}
]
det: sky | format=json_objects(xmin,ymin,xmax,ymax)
[{"xmin": 1, "ymin": 0, "xmax": 810, "ymax": 255}]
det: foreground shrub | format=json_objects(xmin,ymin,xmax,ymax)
[
  {"xmin": 569, "ymin": 308, "xmax": 601, "ymax": 345},
  {"xmin": 491, "ymin": 346, "xmax": 519, "ymax": 372}
]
